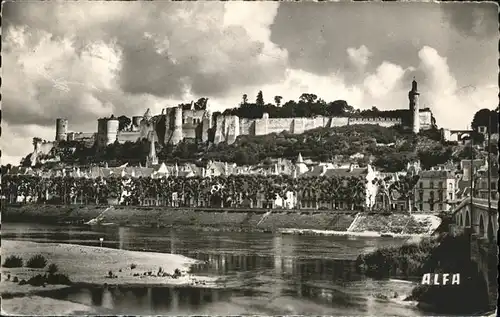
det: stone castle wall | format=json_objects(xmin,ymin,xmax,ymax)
[
  {"xmin": 348, "ymin": 117, "xmax": 402, "ymax": 127},
  {"xmin": 213, "ymin": 114, "xmax": 403, "ymax": 144},
  {"xmin": 117, "ymin": 131, "xmax": 141, "ymax": 143},
  {"xmin": 67, "ymin": 132, "xmax": 95, "ymax": 142},
  {"xmin": 419, "ymin": 110, "xmax": 433, "ymax": 130},
  {"xmin": 34, "ymin": 141, "xmax": 56, "ymax": 155}
]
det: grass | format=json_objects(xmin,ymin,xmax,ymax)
[{"xmin": 2, "ymin": 255, "xmax": 24, "ymax": 268}]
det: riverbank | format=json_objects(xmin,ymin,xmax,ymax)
[
  {"xmin": 280, "ymin": 213, "xmax": 441, "ymax": 238},
  {"xmin": 2, "ymin": 204, "xmax": 358, "ymax": 232},
  {"xmin": 1, "ymin": 296, "xmax": 99, "ymax": 315},
  {"xmin": 1, "ymin": 239, "xmax": 217, "ymax": 298}
]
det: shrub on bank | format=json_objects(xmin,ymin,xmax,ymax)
[
  {"xmin": 25, "ymin": 273, "xmax": 72, "ymax": 286},
  {"xmin": 2, "ymin": 255, "xmax": 24, "ymax": 268},
  {"xmin": 357, "ymin": 232, "xmax": 494, "ymax": 314},
  {"xmin": 356, "ymin": 235, "xmax": 440, "ymax": 279},
  {"xmin": 47, "ymin": 263, "xmax": 58, "ymax": 275},
  {"xmin": 26, "ymin": 254, "xmax": 48, "ymax": 268}
]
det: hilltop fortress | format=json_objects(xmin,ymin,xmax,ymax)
[{"xmin": 31, "ymin": 80, "xmax": 434, "ymax": 165}]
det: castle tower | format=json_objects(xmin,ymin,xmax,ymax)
[
  {"xmin": 171, "ymin": 106, "xmax": 183, "ymax": 145},
  {"xmin": 55, "ymin": 118, "xmax": 68, "ymax": 141},
  {"xmin": 106, "ymin": 116, "xmax": 120, "ymax": 145},
  {"xmin": 146, "ymin": 132, "xmax": 158, "ymax": 167},
  {"xmin": 409, "ymin": 79, "xmax": 420, "ymax": 134}
]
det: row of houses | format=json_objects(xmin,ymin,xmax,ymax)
[{"xmin": 4, "ymin": 155, "xmax": 497, "ymax": 214}]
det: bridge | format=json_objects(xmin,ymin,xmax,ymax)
[
  {"xmin": 450, "ymin": 197, "xmax": 498, "ymax": 311},
  {"xmin": 442, "ymin": 129, "xmax": 473, "ymax": 142}
]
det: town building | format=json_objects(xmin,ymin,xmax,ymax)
[
  {"xmin": 414, "ymin": 169, "xmax": 457, "ymax": 213},
  {"xmin": 474, "ymin": 165, "xmax": 498, "ymax": 200}
]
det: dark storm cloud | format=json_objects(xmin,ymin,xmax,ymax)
[
  {"xmin": 441, "ymin": 2, "xmax": 499, "ymax": 39},
  {"xmin": 269, "ymin": 2, "xmax": 497, "ymax": 87}
]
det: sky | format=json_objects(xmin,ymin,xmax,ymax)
[{"xmin": 1, "ymin": 1, "xmax": 498, "ymax": 165}]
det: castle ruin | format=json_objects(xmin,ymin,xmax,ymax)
[{"xmin": 31, "ymin": 80, "xmax": 434, "ymax": 165}]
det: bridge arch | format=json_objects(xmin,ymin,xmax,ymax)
[
  {"xmin": 487, "ymin": 215, "xmax": 494, "ymax": 241},
  {"xmin": 459, "ymin": 213, "xmax": 463, "ymax": 226},
  {"xmin": 465, "ymin": 210, "xmax": 471, "ymax": 227},
  {"xmin": 479, "ymin": 214, "xmax": 485, "ymax": 237}
]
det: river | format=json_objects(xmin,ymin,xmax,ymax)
[{"xmin": 1, "ymin": 222, "xmax": 430, "ymax": 316}]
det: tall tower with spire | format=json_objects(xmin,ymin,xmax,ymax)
[
  {"xmin": 409, "ymin": 78, "xmax": 420, "ymax": 134},
  {"xmin": 146, "ymin": 132, "xmax": 158, "ymax": 167},
  {"xmin": 295, "ymin": 152, "xmax": 309, "ymax": 175}
]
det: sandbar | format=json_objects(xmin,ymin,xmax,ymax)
[{"xmin": 1, "ymin": 239, "xmax": 218, "ymax": 296}]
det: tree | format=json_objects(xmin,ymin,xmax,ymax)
[
  {"xmin": 471, "ymin": 108, "xmax": 498, "ymax": 134},
  {"xmin": 118, "ymin": 115, "xmax": 131, "ymax": 131},
  {"xmin": 390, "ymin": 175, "xmax": 420, "ymax": 213},
  {"xmin": 274, "ymin": 96, "xmax": 283, "ymax": 107},
  {"xmin": 256, "ymin": 91, "xmax": 264, "ymax": 107},
  {"xmin": 326, "ymin": 100, "xmax": 351, "ymax": 116},
  {"xmin": 299, "ymin": 93, "xmax": 318, "ymax": 104},
  {"xmin": 194, "ymin": 98, "xmax": 209, "ymax": 110}
]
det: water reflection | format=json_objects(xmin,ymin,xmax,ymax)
[{"xmin": 2, "ymin": 223, "xmax": 424, "ymax": 316}]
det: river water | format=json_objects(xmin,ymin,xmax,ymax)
[{"xmin": 2, "ymin": 222, "xmax": 430, "ymax": 316}]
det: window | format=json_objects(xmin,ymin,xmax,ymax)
[
  {"xmin": 439, "ymin": 203, "xmax": 443, "ymax": 211},
  {"xmin": 430, "ymin": 203, "xmax": 434, "ymax": 212},
  {"xmin": 419, "ymin": 182, "xmax": 423, "ymax": 189},
  {"xmin": 419, "ymin": 191, "xmax": 423, "ymax": 201},
  {"xmin": 430, "ymin": 181, "xmax": 434, "ymax": 189},
  {"xmin": 492, "ymin": 182, "xmax": 497, "ymax": 190},
  {"xmin": 449, "ymin": 193, "xmax": 453, "ymax": 200},
  {"xmin": 419, "ymin": 203, "xmax": 423, "ymax": 211},
  {"xmin": 193, "ymin": 119, "xmax": 196, "ymax": 124},
  {"xmin": 430, "ymin": 191, "xmax": 434, "ymax": 200},
  {"xmin": 438, "ymin": 181, "xmax": 443, "ymax": 188},
  {"xmin": 440, "ymin": 191, "xmax": 444, "ymax": 201},
  {"xmin": 182, "ymin": 119, "xmax": 185, "ymax": 124}
]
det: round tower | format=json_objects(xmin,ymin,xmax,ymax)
[
  {"xmin": 55, "ymin": 118, "xmax": 68, "ymax": 141},
  {"xmin": 409, "ymin": 79, "xmax": 420, "ymax": 134},
  {"xmin": 171, "ymin": 106, "xmax": 183, "ymax": 145},
  {"xmin": 132, "ymin": 116, "xmax": 142, "ymax": 128},
  {"xmin": 106, "ymin": 116, "xmax": 120, "ymax": 145}
]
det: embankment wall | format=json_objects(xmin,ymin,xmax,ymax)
[{"xmin": 2, "ymin": 205, "xmax": 357, "ymax": 232}]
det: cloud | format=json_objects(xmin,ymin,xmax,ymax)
[
  {"xmin": 412, "ymin": 46, "xmax": 497, "ymax": 130},
  {"xmin": 347, "ymin": 45, "xmax": 372, "ymax": 70},
  {"xmin": 363, "ymin": 62, "xmax": 408, "ymax": 99},
  {"xmin": 1, "ymin": 2, "xmax": 497, "ymax": 165},
  {"xmin": 2, "ymin": 1, "xmax": 288, "ymax": 123},
  {"xmin": 0, "ymin": 122, "xmax": 56, "ymax": 166},
  {"xmin": 441, "ymin": 2, "xmax": 499, "ymax": 39}
]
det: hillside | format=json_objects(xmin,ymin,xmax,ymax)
[
  {"xmin": 21, "ymin": 124, "xmax": 490, "ymax": 173},
  {"xmin": 202, "ymin": 125, "xmax": 460, "ymax": 172}
]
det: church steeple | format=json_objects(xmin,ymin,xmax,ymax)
[{"xmin": 146, "ymin": 132, "xmax": 158, "ymax": 167}]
